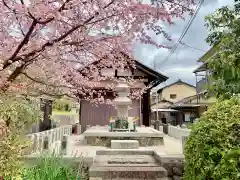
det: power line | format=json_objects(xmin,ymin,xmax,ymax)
[
  {"xmin": 179, "ymin": 41, "xmax": 207, "ymax": 52},
  {"xmin": 157, "ymin": 0, "xmax": 204, "ymax": 68}
]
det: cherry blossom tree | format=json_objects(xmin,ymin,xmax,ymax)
[{"xmin": 0, "ymin": 0, "xmax": 195, "ymax": 101}]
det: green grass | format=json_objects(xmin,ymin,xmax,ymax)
[{"xmin": 22, "ymin": 156, "xmax": 88, "ymax": 180}]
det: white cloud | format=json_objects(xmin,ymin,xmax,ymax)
[{"xmin": 134, "ymin": 0, "xmax": 232, "ymax": 87}]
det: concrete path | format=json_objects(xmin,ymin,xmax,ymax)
[{"xmin": 163, "ymin": 135, "xmax": 183, "ymax": 154}]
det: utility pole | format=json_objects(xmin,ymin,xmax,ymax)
[
  {"xmin": 155, "ymin": 91, "xmax": 159, "ymax": 121},
  {"xmin": 153, "ymin": 60, "xmax": 159, "ymax": 121}
]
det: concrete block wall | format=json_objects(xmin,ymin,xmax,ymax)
[{"xmin": 168, "ymin": 125, "xmax": 190, "ymax": 139}]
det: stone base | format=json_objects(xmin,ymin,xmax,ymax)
[
  {"xmin": 89, "ymin": 149, "xmax": 168, "ymax": 180},
  {"xmin": 89, "ymin": 166, "xmax": 168, "ymax": 179},
  {"xmin": 111, "ymin": 140, "xmax": 139, "ymax": 149},
  {"xmin": 83, "ymin": 126, "xmax": 164, "ymax": 147}
]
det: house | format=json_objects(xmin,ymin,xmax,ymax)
[
  {"xmin": 154, "ymin": 79, "xmax": 196, "ymax": 105},
  {"xmin": 151, "ymin": 79, "xmax": 196, "ymax": 125},
  {"xmin": 78, "ymin": 54, "xmax": 168, "ymax": 132},
  {"xmin": 168, "ymin": 46, "xmax": 218, "ymax": 124},
  {"xmin": 169, "ymin": 92, "xmax": 215, "ymax": 123},
  {"xmin": 193, "ymin": 45, "xmax": 217, "ymax": 106}
]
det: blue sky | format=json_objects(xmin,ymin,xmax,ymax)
[{"xmin": 134, "ymin": 0, "xmax": 233, "ymax": 88}]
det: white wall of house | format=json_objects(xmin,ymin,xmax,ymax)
[{"xmin": 159, "ymin": 83, "xmax": 196, "ymax": 103}]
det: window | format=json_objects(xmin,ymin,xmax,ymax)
[{"xmin": 170, "ymin": 94, "xmax": 177, "ymax": 99}]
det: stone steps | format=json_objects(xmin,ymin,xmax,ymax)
[
  {"xmin": 89, "ymin": 141, "xmax": 169, "ymax": 180},
  {"xmin": 96, "ymin": 149, "xmax": 154, "ymax": 155},
  {"xmin": 94, "ymin": 155, "xmax": 158, "ymax": 165},
  {"xmin": 89, "ymin": 166, "xmax": 168, "ymax": 179}
]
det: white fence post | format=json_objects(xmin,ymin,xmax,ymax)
[
  {"xmin": 167, "ymin": 125, "xmax": 190, "ymax": 139},
  {"xmin": 182, "ymin": 135, "xmax": 188, "ymax": 153},
  {"xmin": 26, "ymin": 125, "xmax": 72, "ymax": 155}
]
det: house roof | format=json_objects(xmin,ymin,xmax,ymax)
[
  {"xmin": 169, "ymin": 91, "xmax": 210, "ymax": 109},
  {"xmin": 151, "ymin": 99, "xmax": 173, "ymax": 109},
  {"xmin": 151, "ymin": 108, "xmax": 179, "ymax": 112},
  {"xmin": 197, "ymin": 43, "xmax": 219, "ymax": 63},
  {"xmin": 170, "ymin": 104, "xmax": 201, "ymax": 109},
  {"xmin": 78, "ymin": 51, "xmax": 168, "ymax": 86},
  {"xmin": 157, "ymin": 79, "xmax": 195, "ymax": 93},
  {"xmin": 193, "ymin": 62, "xmax": 208, "ymax": 73},
  {"xmin": 135, "ymin": 61, "xmax": 168, "ymax": 82},
  {"xmin": 173, "ymin": 94, "xmax": 198, "ymax": 105}
]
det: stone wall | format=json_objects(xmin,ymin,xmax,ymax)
[
  {"xmin": 161, "ymin": 155, "xmax": 184, "ymax": 180},
  {"xmin": 85, "ymin": 136, "xmax": 164, "ymax": 147}
]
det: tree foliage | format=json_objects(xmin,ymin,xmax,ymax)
[
  {"xmin": 205, "ymin": 0, "xmax": 240, "ymax": 99},
  {"xmin": 184, "ymin": 96, "xmax": 240, "ymax": 180},
  {"xmin": 53, "ymin": 98, "xmax": 73, "ymax": 112},
  {"xmin": 0, "ymin": 96, "xmax": 42, "ymax": 178}
]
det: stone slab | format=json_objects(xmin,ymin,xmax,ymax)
[
  {"xmin": 86, "ymin": 136, "xmax": 164, "ymax": 147},
  {"xmin": 111, "ymin": 140, "xmax": 139, "ymax": 149},
  {"xmin": 84, "ymin": 126, "xmax": 164, "ymax": 138},
  {"xmin": 89, "ymin": 166, "xmax": 168, "ymax": 179},
  {"xmin": 83, "ymin": 126, "xmax": 164, "ymax": 147},
  {"xmin": 96, "ymin": 149, "xmax": 154, "ymax": 155},
  {"xmin": 94, "ymin": 154, "xmax": 158, "ymax": 166}
]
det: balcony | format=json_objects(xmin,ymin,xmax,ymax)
[{"xmin": 196, "ymin": 76, "xmax": 209, "ymax": 94}]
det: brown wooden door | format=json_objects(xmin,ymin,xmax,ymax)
[{"xmin": 80, "ymin": 100, "xmax": 140, "ymax": 127}]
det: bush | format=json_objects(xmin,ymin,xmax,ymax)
[
  {"xmin": 184, "ymin": 96, "xmax": 240, "ymax": 180},
  {"xmin": 0, "ymin": 96, "xmax": 42, "ymax": 178},
  {"xmin": 53, "ymin": 99, "xmax": 72, "ymax": 112},
  {"xmin": 23, "ymin": 156, "xmax": 88, "ymax": 180}
]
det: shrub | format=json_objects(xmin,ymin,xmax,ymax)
[
  {"xmin": 0, "ymin": 96, "xmax": 42, "ymax": 178},
  {"xmin": 184, "ymin": 96, "xmax": 240, "ymax": 180},
  {"xmin": 53, "ymin": 99, "xmax": 72, "ymax": 112},
  {"xmin": 23, "ymin": 156, "xmax": 88, "ymax": 180}
]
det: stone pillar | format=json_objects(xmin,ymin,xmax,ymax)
[
  {"xmin": 66, "ymin": 136, "xmax": 74, "ymax": 156},
  {"xmin": 61, "ymin": 135, "xmax": 68, "ymax": 154},
  {"xmin": 113, "ymin": 83, "xmax": 132, "ymax": 119}
]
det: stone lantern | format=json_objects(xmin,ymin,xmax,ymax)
[
  {"xmin": 112, "ymin": 83, "xmax": 134, "ymax": 131},
  {"xmin": 113, "ymin": 83, "xmax": 132, "ymax": 118}
]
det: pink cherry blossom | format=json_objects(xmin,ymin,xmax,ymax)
[{"xmin": 0, "ymin": 0, "xmax": 195, "ymax": 102}]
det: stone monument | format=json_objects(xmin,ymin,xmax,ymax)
[
  {"xmin": 83, "ymin": 83, "xmax": 164, "ymax": 147},
  {"xmin": 110, "ymin": 82, "xmax": 135, "ymax": 132}
]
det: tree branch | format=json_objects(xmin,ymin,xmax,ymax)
[
  {"xmin": 21, "ymin": 72, "xmax": 72, "ymax": 89},
  {"xmin": 6, "ymin": 20, "xmax": 37, "ymax": 62},
  {"xmin": 2, "ymin": 0, "xmax": 116, "ymax": 70},
  {"xmin": 38, "ymin": 91, "xmax": 78, "ymax": 100},
  {"xmin": 3, "ymin": 0, "xmax": 25, "ymax": 36},
  {"xmin": 58, "ymin": 0, "xmax": 71, "ymax": 12},
  {"xmin": 7, "ymin": 64, "xmax": 25, "ymax": 82}
]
